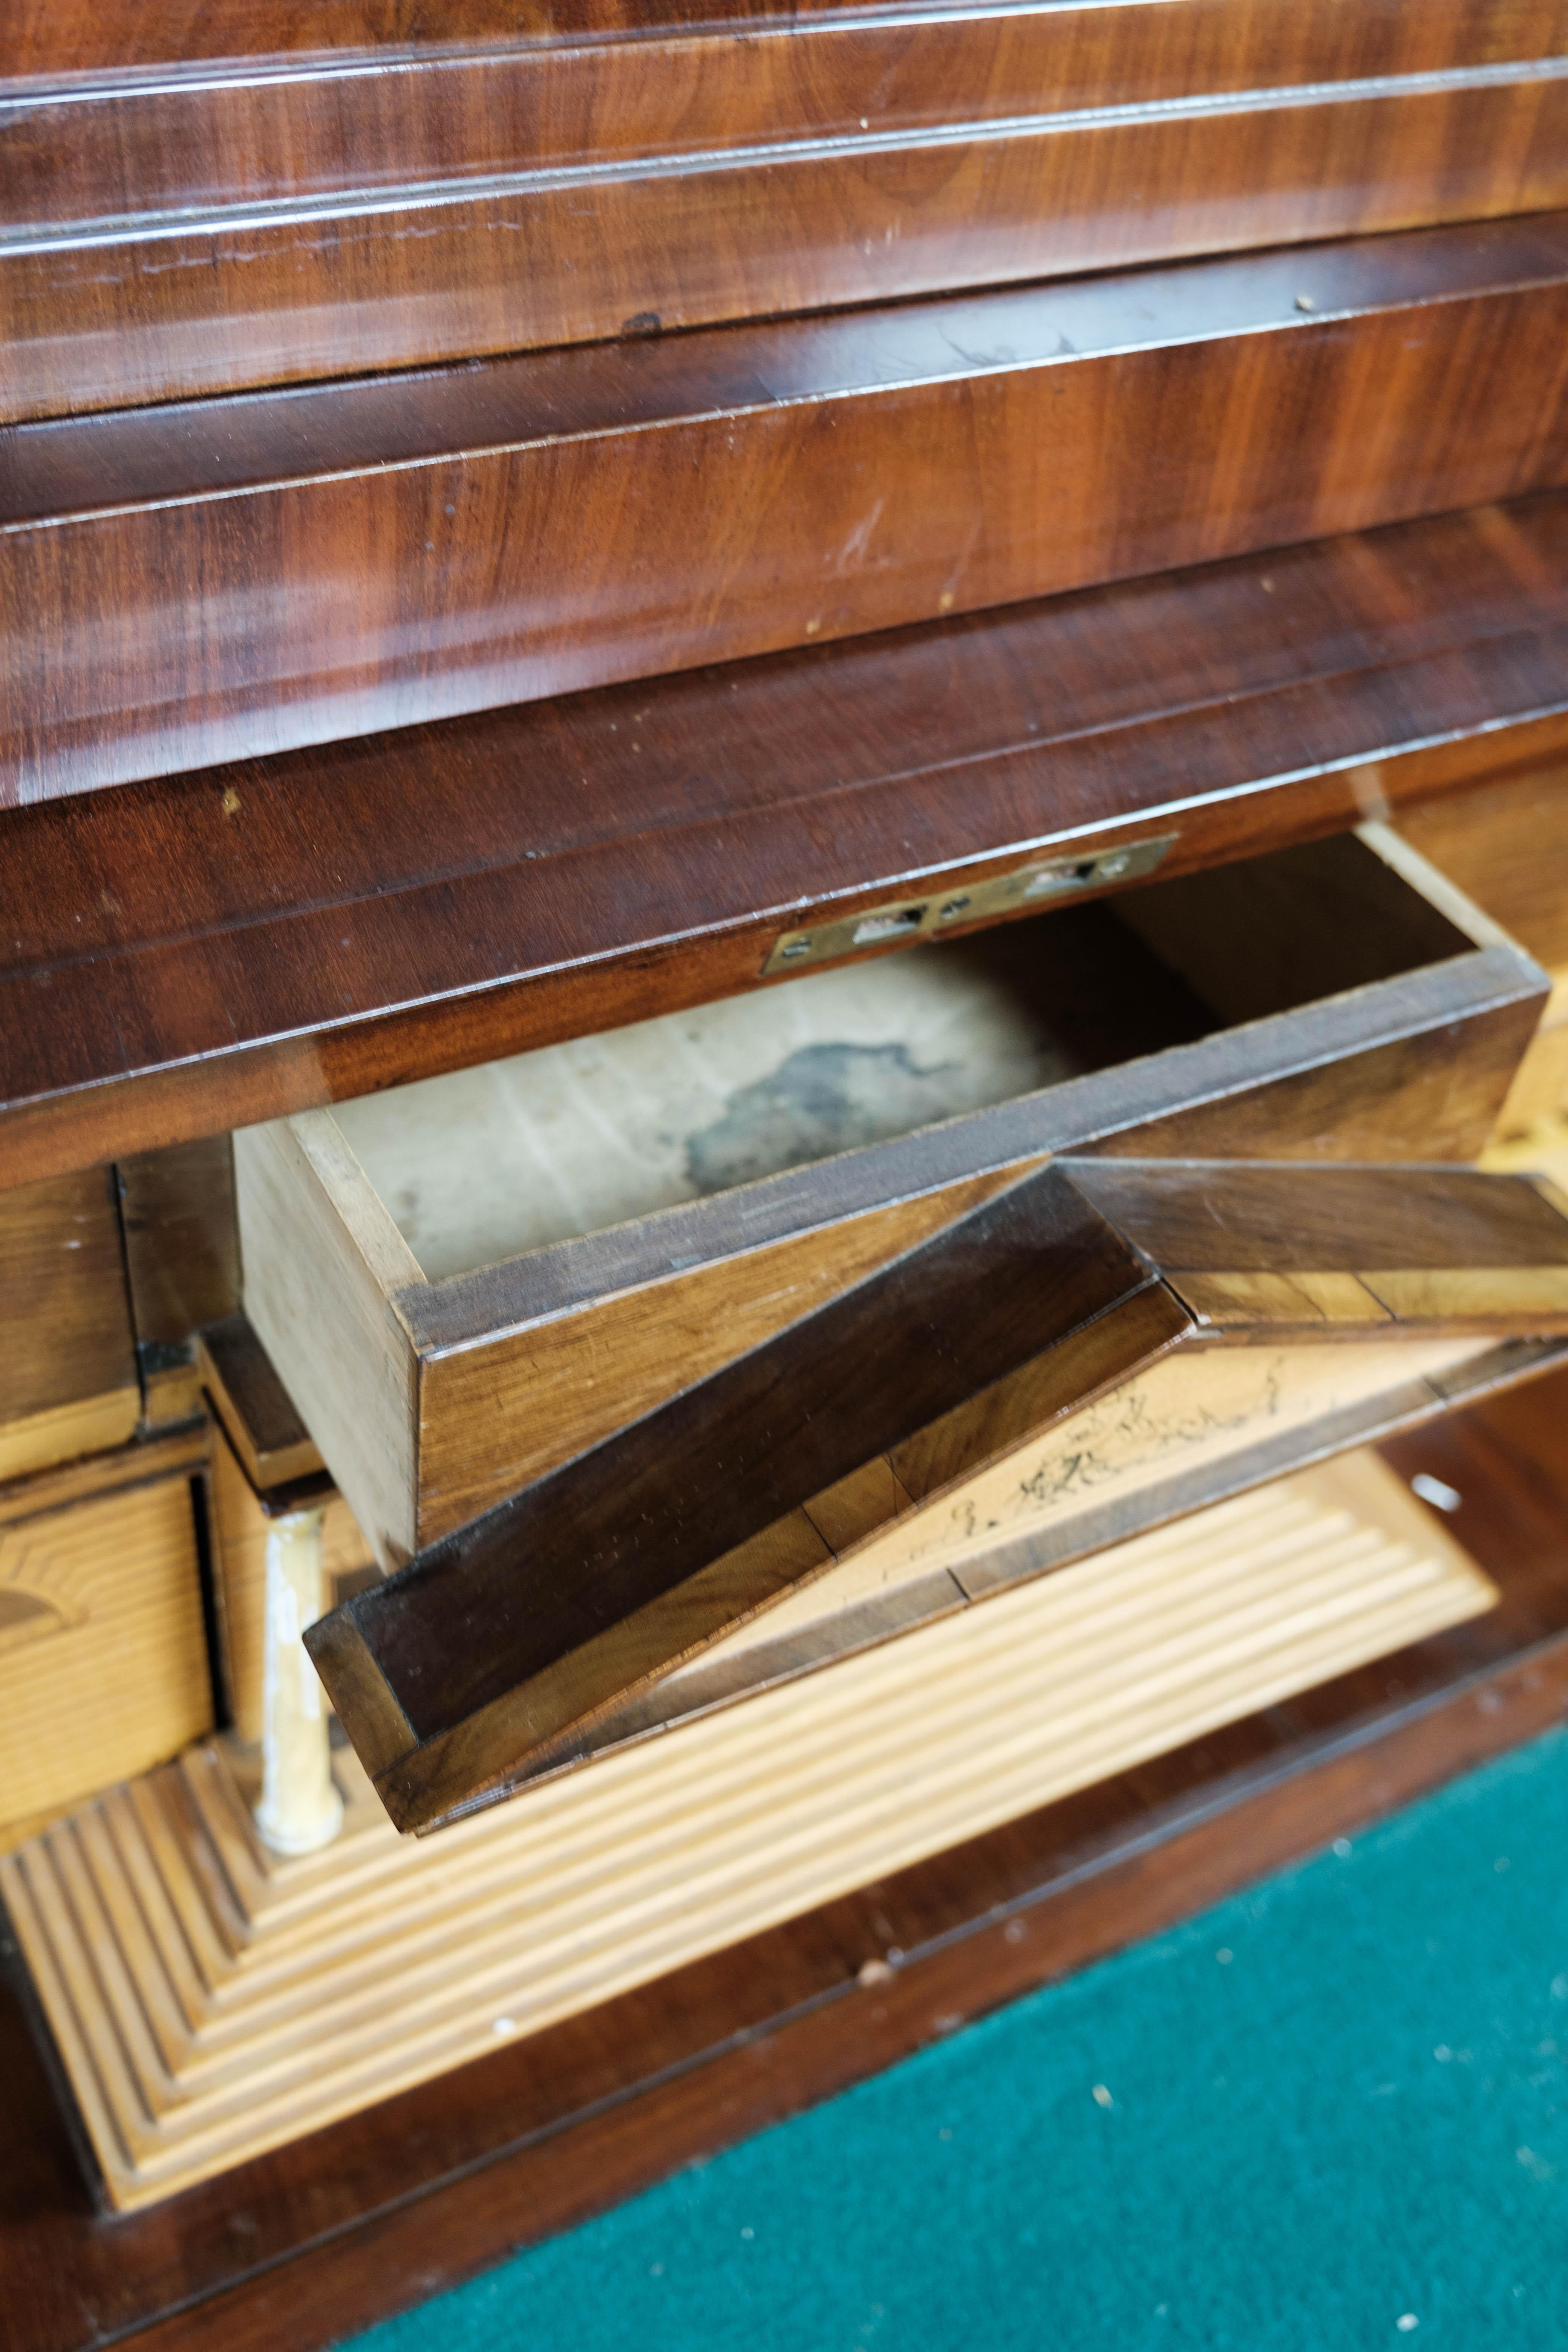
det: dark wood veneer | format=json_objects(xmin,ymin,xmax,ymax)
[
  {"xmin": 3, "ymin": 495, "xmax": 1566, "ymax": 1191},
  {"xmin": 5, "ymin": 0, "xmax": 1565, "ymax": 419},
  {"xmin": 7, "ymin": 215, "xmax": 1568, "ymax": 805}
]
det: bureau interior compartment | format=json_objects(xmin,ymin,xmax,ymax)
[
  {"xmin": 237, "ymin": 823, "xmax": 1533, "ymax": 1572},
  {"xmin": 333, "ymin": 831, "xmax": 1478, "ymax": 1283}
]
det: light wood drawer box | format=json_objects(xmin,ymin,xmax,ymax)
[{"xmin": 236, "ymin": 826, "xmax": 1548, "ymax": 1575}]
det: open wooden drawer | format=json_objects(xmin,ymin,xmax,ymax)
[{"xmin": 232, "ymin": 825, "xmax": 1565, "ymax": 1823}]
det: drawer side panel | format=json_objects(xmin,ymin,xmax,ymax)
[{"xmin": 234, "ymin": 1118, "xmax": 420, "ymax": 1570}]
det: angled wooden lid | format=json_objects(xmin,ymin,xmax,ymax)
[{"xmin": 308, "ymin": 1159, "xmax": 1568, "ymax": 1831}]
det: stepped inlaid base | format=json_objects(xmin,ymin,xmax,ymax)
[{"xmin": 2, "ymin": 1452, "xmax": 1496, "ymax": 2210}]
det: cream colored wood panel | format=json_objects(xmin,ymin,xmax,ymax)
[
  {"xmin": 0, "ymin": 1468, "xmax": 211, "ymax": 1846},
  {"xmin": 234, "ymin": 1116, "xmax": 421, "ymax": 1569},
  {"xmin": 334, "ymin": 930, "xmax": 1093, "ymax": 1279}
]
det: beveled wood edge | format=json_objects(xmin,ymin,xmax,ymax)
[
  {"xmin": 486, "ymin": 1335, "xmax": 1568, "ymax": 1795},
  {"xmin": 15, "ymin": 213, "xmax": 1568, "ymax": 521},
  {"xmin": 205, "ymin": 1413, "xmax": 338, "ymax": 1527},
  {"xmin": 12, "ymin": 14, "xmax": 1563, "ymax": 200},
  {"xmin": 392, "ymin": 939, "xmax": 1548, "ymax": 1354},
  {"xmin": 305, "ymin": 1615, "xmax": 414, "ymax": 1782}
]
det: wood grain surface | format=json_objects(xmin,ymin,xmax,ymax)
[
  {"xmin": 3, "ymin": 494, "xmax": 1565, "ymax": 1191},
  {"xmin": 8, "ymin": 216, "xmax": 1568, "ymax": 805},
  {"xmin": 6, "ymin": 0, "xmax": 1564, "ymax": 73},
  {"xmin": 0, "ymin": 1431, "xmax": 211, "ymax": 1846},
  {"xmin": 1399, "ymin": 763, "xmax": 1568, "ymax": 972},
  {"xmin": 0, "ymin": 1169, "xmax": 139, "ymax": 1481},
  {"xmin": 310, "ymin": 1162, "xmax": 1568, "ymax": 1826},
  {"xmin": 6, "ymin": 0, "xmax": 1566, "ymax": 418},
  {"xmin": 194, "ymin": 1317, "xmax": 322, "ymax": 1493},
  {"xmin": 232, "ymin": 826, "xmax": 1547, "ymax": 1567},
  {"xmin": 5, "ymin": 1368, "xmax": 1568, "ymax": 2352},
  {"xmin": 234, "ymin": 1118, "xmax": 421, "ymax": 1571}
]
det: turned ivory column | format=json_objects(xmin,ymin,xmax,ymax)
[{"xmin": 253, "ymin": 1503, "xmax": 344, "ymax": 1856}]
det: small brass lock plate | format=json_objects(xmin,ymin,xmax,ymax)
[{"xmin": 761, "ymin": 833, "xmax": 1176, "ymax": 977}]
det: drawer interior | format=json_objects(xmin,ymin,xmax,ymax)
[{"xmin": 334, "ymin": 834, "xmax": 1477, "ymax": 1283}]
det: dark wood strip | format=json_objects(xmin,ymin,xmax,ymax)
[
  {"xmin": 3, "ymin": 495, "xmax": 1566, "ymax": 1190},
  {"xmin": 1064, "ymin": 1160, "xmax": 1568, "ymax": 1271},
  {"xmin": 7, "ymin": 1367, "xmax": 1568, "ymax": 2352},
  {"xmin": 7, "ymin": 215, "xmax": 1568, "ymax": 803},
  {"xmin": 12, "ymin": 0, "xmax": 1560, "ymax": 205},
  {"xmin": 6, "ymin": 0, "xmax": 1565, "ymax": 78}
]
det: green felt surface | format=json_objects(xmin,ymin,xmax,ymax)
[{"xmin": 351, "ymin": 1729, "xmax": 1568, "ymax": 2351}]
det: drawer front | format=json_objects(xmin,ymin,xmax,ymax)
[
  {"xmin": 0, "ymin": 1434, "xmax": 212, "ymax": 1845},
  {"xmin": 5, "ymin": 497, "xmax": 1566, "ymax": 1198}
]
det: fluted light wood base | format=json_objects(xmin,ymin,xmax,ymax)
[{"xmin": 2, "ymin": 1453, "xmax": 1495, "ymax": 2211}]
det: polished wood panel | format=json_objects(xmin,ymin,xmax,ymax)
[
  {"xmin": 5, "ymin": 1369, "xmax": 1568, "ymax": 2352},
  {"xmin": 0, "ymin": 1169, "xmax": 138, "ymax": 1481},
  {"xmin": 8, "ymin": 0, "xmax": 1565, "ymax": 74},
  {"xmin": 7, "ymin": 6, "xmax": 1566, "ymax": 419},
  {"xmin": 1399, "ymin": 762, "xmax": 1568, "ymax": 972},
  {"xmin": 310, "ymin": 1162, "xmax": 1568, "ymax": 1828},
  {"xmin": 1068, "ymin": 1159, "xmax": 1568, "ymax": 1277},
  {"xmin": 4, "ymin": 495, "xmax": 1565, "ymax": 1190},
  {"xmin": 8, "ymin": 216, "xmax": 1568, "ymax": 805}
]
